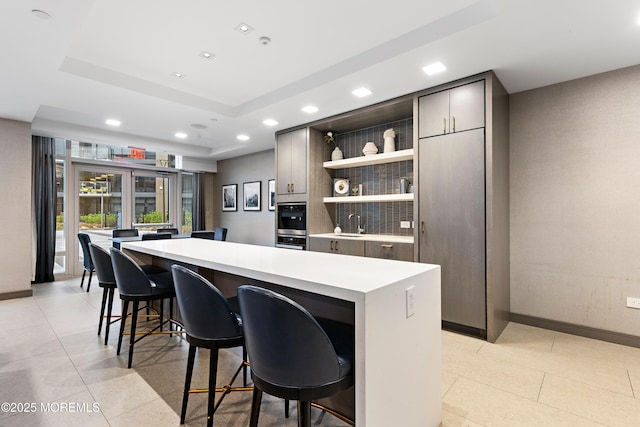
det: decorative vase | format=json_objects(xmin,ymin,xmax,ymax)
[
  {"xmin": 331, "ymin": 146, "xmax": 343, "ymax": 161},
  {"xmin": 362, "ymin": 142, "xmax": 378, "ymax": 156},
  {"xmin": 383, "ymin": 128, "xmax": 396, "ymax": 153}
]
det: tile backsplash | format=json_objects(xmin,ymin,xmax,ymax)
[{"xmin": 333, "ymin": 118, "xmax": 414, "ymax": 236}]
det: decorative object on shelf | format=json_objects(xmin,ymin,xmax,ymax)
[
  {"xmin": 268, "ymin": 179, "xmax": 275, "ymax": 211},
  {"xmin": 222, "ymin": 184, "xmax": 237, "ymax": 212},
  {"xmin": 363, "ymin": 142, "xmax": 378, "ymax": 156},
  {"xmin": 334, "ymin": 223, "xmax": 342, "ymax": 234},
  {"xmin": 325, "ymin": 131, "xmax": 343, "ymax": 161},
  {"xmin": 243, "ymin": 181, "xmax": 261, "ymax": 211},
  {"xmin": 383, "ymin": 128, "xmax": 396, "ymax": 153},
  {"xmin": 333, "ymin": 178, "xmax": 350, "ymax": 197},
  {"xmin": 331, "ymin": 146, "xmax": 343, "ymax": 161},
  {"xmin": 400, "ymin": 177, "xmax": 410, "ymax": 194},
  {"xmin": 351, "ymin": 185, "xmax": 359, "ymax": 196}
]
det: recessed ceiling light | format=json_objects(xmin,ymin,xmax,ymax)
[
  {"xmin": 422, "ymin": 62, "xmax": 447, "ymax": 76},
  {"xmin": 301, "ymin": 105, "xmax": 319, "ymax": 114},
  {"xmin": 235, "ymin": 22, "xmax": 254, "ymax": 34},
  {"xmin": 190, "ymin": 124, "xmax": 207, "ymax": 129},
  {"xmin": 31, "ymin": 9, "xmax": 51, "ymax": 20},
  {"xmin": 105, "ymin": 119, "xmax": 121, "ymax": 126},
  {"xmin": 172, "ymin": 72, "xmax": 185, "ymax": 78},
  {"xmin": 352, "ymin": 87, "xmax": 372, "ymax": 98},
  {"xmin": 262, "ymin": 119, "xmax": 278, "ymax": 126},
  {"xmin": 175, "ymin": 132, "xmax": 187, "ymax": 139},
  {"xmin": 199, "ymin": 51, "xmax": 214, "ymax": 60},
  {"xmin": 237, "ymin": 134, "xmax": 250, "ymax": 141}
]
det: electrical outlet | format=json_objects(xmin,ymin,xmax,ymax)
[
  {"xmin": 406, "ymin": 286, "xmax": 415, "ymax": 318},
  {"xmin": 626, "ymin": 297, "xmax": 640, "ymax": 309},
  {"xmin": 400, "ymin": 221, "xmax": 411, "ymax": 229}
]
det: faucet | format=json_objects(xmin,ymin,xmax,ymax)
[{"xmin": 348, "ymin": 213, "xmax": 365, "ymax": 234}]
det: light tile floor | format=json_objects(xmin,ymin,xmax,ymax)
[{"xmin": 1, "ymin": 277, "xmax": 640, "ymax": 426}]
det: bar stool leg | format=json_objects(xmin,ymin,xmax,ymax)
[
  {"xmin": 104, "ymin": 287, "xmax": 116, "ymax": 345},
  {"xmin": 298, "ymin": 401, "xmax": 311, "ymax": 427},
  {"xmin": 249, "ymin": 387, "xmax": 263, "ymax": 427},
  {"xmin": 207, "ymin": 348, "xmax": 219, "ymax": 427},
  {"xmin": 180, "ymin": 344, "xmax": 197, "ymax": 424},
  {"xmin": 117, "ymin": 300, "xmax": 129, "ymax": 355},
  {"xmin": 98, "ymin": 287, "xmax": 108, "ymax": 335},
  {"xmin": 127, "ymin": 300, "xmax": 139, "ymax": 369}
]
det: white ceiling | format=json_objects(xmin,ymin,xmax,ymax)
[{"xmin": 2, "ymin": 0, "xmax": 639, "ymax": 163}]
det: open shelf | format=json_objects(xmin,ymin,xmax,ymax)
[
  {"xmin": 323, "ymin": 193, "xmax": 414, "ymax": 203},
  {"xmin": 323, "ymin": 149, "xmax": 414, "ymax": 169}
]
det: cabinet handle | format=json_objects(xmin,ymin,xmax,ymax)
[
  {"xmin": 330, "ymin": 240, "xmax": 334, "ymax": 251},
  {"xmin": 452, "ymin": 116, "xmax": 456, "ymax": 132},
  {"xmin": 335, "ymin": 240, "xmax": 339, "ymax": 251},
  {"xmin": 291, "ymin": 183, "xmax": 294, "ymax": 192},
  {"xmin": 287, "ymin": 183, "xmax": 291, "ymax": 192},
  {"xmin": 443, "ymin": 118, "xmax": 446, "ymax": 134},
  {"xmin": 381, "ymin": 244, "xmax": 393, "ymax": 249},
  {"xmin": 421, "ymin": 221, "xmax": 425, "ymax": 234}
]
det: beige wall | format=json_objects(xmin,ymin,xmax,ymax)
[
  {"xmin": 212, "ymin": 150, "xmax": 275, "ymax": 246},
  {"xmin": 510, "ymin": 65, "xmax": 640, "ymax": 335},
  {"xmin": 0, "ymin": 119, "xmax": 32, "ymax": 298}
]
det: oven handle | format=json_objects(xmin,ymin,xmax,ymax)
[{"xmin": 275, "ymin": 243, "xmax": 305, "ymax": 250}]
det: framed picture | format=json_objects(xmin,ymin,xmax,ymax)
[
  {"xmin": 268, "ymin": 179, "xmax": 275, "ymax": 211},
  {"xmin": 243, "ymin": 181, "xmax": 261, "ymax": 211},
  {"xmin": 222, "ymin": 184, "xmax": 237, "ymax": 211},
  {"xmin": 333, "ymin": 178, "xmax": 350, "ymax": 197}
]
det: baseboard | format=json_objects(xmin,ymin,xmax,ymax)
[
  {"xmin": 510, "ymin": 312, "xmax": 640, "ymax": 349},
  {"xmin": 0, "ymin": 289, "xmax": 33, "ymax": 301},
  {"xmin": 442, "ymin": 320, "xmax": 487, "ymax": 340}
]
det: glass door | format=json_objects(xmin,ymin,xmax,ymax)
[
  {"xmin": 77, "ymin": 169, "xmax": 125, "ymax": 252},
  {"xmin": 132, "ymin": 172, "xmax": 174, "ymax": 233}
]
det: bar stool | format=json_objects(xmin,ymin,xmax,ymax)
[
  {"xmin": 237, "ymin": 285, "xmax": 354, "ymax": 427},
  {"xmin": 88, "ymin": 243, "xmax": 119, "ymax": 345},
  {"xmin": 190, "ymin": 230, "xmax": 216, "ymax": 240},
  {"xmin": 77, "ymin": 233, "xmax": 94, "ymax": 292},
  {"xmin": 171, "ymin": 265, "xmax": 250, "ymax": 426},
  {"xmin": 110, "ymin": 248, "xmax": 176, "ymax": 368},
  {"xmin": 214, "ymin": 227, "xmax": 228, "ymax": 241},
  {"xmin": 157, "ymin": 228, "xmax": 179, "ymax": 234}
]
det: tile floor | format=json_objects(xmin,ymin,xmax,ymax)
[{"xmin": 1, "ymin": 277, "xmax": 640, "ymax": 426}]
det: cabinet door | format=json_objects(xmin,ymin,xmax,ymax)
[
  {"xmin": 449, "ymin": 80, "xmax": 485, "ymax": 133},
  {"xmin": 334, "ymin": 239, "xmax": 365, "ymax": 256},
  {"xmin": 288, "ymin": 128, "xmax": 307, "ymax": 195},
  {"xmin": 365, "ymin": 241, "xmax": 414, "ymax": 261},
  {"xmin": 418, "ymin": 90, "xmax": 450, "ymax": 138},
  {"xmin": 276, "ymin": 132, "xmax": 292, "ymax": 195},
  {"xmin": 419, "ymin": 129, "xmax": 486, "ymax": 330},
  {"xmin": 309, "ymin": 237, "xmax": 332, "ymax": 253}
]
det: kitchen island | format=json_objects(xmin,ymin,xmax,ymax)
[{"xmin": 122, "ymin": 238, "xmax": 441, "ymax": 426}]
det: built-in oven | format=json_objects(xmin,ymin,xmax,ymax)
[{"xmin": 276, "ymin": 202, "xmax": 307, "ymax": 250}]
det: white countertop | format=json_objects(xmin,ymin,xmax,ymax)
[
  {"xmin": 122, "ymin": 238, "xmax": 430, "ymax": 300},
  {"xmin": 309, "ymin": 233, "xmax": 414, "ymax": 244}
]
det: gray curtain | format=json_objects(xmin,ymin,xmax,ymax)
[
  {"xmin": 32, "ymin": 136, "xmax": 56, "ymax": 283},
  {"xmin": 191, "ymin": 172, "xmax": 206, "ymax": 231}
]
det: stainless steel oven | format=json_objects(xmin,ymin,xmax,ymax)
[{"xmin": 276, "ymin": 202, "xmax": 307, "ymax": 249}]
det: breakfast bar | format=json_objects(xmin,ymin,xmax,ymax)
[{"xmin": 122, "ymin": 238, "xmax": 441, "ymax": 427}]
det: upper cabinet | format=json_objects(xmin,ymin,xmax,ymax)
[
  {"xmin": 276, "ymin": 128, "xmax": 307, "ymax": 196},
  {"xmin": 418, "ymin": 80, "xmax": 485, "ymax": 138}
]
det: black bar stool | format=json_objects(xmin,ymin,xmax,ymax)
[
  {"xmin": 110, "ymin": 248, "xmax": 176, "ymax": 368},
  {"xmin": 88, "ymin": 243, "xmax": 119, "ymax": 345},
  {"xmin": 77, "ymin": 233, "xmax": 94, "ymax": 292},
  {"xmin": 237, "ymin": 285, "xmax": 354, "ymax": 427},
  {"xmin": 171, "ymin": 265, "xmax": 249, "ymax": 426}
]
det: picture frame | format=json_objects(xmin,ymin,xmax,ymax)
[
  {"xmin": 221, "ymin": 184, "xmax": 237, "ymax": 211},
  {"xmin": 333, "ymin": 178, "xmax": 350, "ymax": 197},
  {"xmin": 268, "ymin": 179, "xmax": 275, "ymax": 211},
  {"xmin": 243, "ymin": 181, "xmax": 261, "ymax": 211}
]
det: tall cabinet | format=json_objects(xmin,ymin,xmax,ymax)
[{"xmin": 415, "ymin": 72, "xmax": 510, "ymax": 342}]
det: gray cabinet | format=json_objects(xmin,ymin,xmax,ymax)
[
  {"xmin": 415, "ymin": 72, "xmax": 510, "ymax": 342},
  {"xmin": 309, "ymin": 237, "xmax": 364, "ymax": 256},
  {"xmin": 365, "ymin": 241, "xmax": 413, "ymax": 262},
  {"xmin": 418, "ymin": 129, "xmax": 486, "ymax": 330},
  {"xmin": 418, "ymin": 80, "xmax": 485, "ymax": 138},
  {"xmin": 276, "ymin": 128, "xmax": 307, "ymax": 195}
]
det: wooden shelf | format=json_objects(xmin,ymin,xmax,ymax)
[
  {"xmin": 323, "ymin": 193, "xmax": 414, "ymax": 203},
  {"xmin": 323, "ymin": 149, "xmax": 414, "ymax": 169}
]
